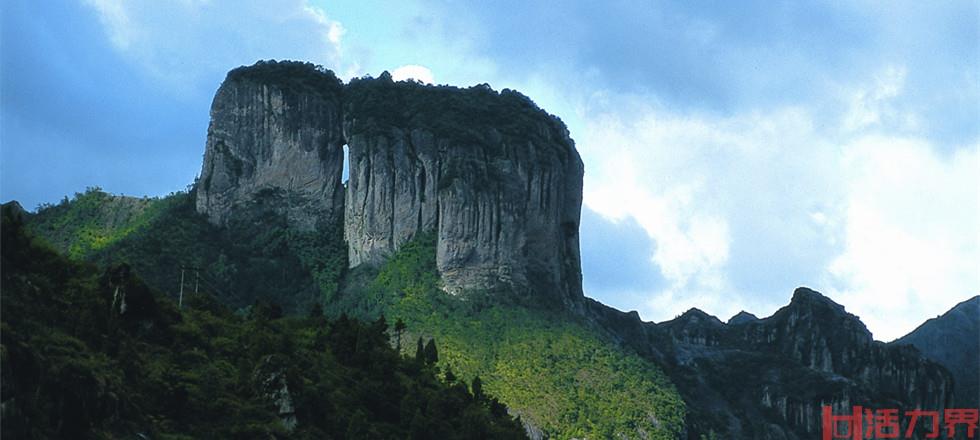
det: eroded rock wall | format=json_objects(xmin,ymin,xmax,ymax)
[
  {"xmin": 342, "ymin": 91, "xmax": 584, "ymax": 305},
  {"xmin": 196, "ymin": 63, "xmax": 346, "ymax": 230}
]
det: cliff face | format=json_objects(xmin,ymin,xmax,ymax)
[
  {"xmin": 196, "ymin": 63, "xmax": 346, "ymax": 230},
  {"xmin": 343, "ymin": 77, "xmax": 584, "ymax": 305},
  {"xmin": 196, "ymin": 62, "xmax": 583, "ymax": 305},
  {"xmin": 587, "ymin": 287, "xmax": 956, "ymax": 439}
]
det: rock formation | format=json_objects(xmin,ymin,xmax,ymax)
[
  {"xmin": 343, "ymin": 75, "xmax": 584, "ymax": 305},
  {"xmin": 196, "ymin": 61, "xmax": 583, "ymax": 305},
  {"xmin": 196, "ymin": 62, "xmax": 346, "ymax": 231}
]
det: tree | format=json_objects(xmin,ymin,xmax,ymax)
[
  {"xmin": 394, "ymin": 318, "xmax": 407, "ymax": 352},
  {"xmin": 444, "ymin": 367, "xmax": 456, "ymax": 384},
  {"xmin": 423, "ymin": 338, "xmax": 438, "ymax": 366},
  {"xmin": 308, "ymin": 302, "xmax": 324, "ymax": 319},
  {"xmin": 372, "ymin": 314, "xmax": 388, "ymax": 339},
  {"xmin": 471, "ymin": 376, "xmax": 484, "ymax": 402},
  {"xmin": 415, "ymin": 336, "xmax": 425, "ymax": 363}
]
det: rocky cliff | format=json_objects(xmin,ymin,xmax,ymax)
[
  {"xmin": 343, "ymin": 76, "xmax": 584, "ymax": 305},
  {"xmin": 196, "ymin": 61, "xmax": 584, "ymax": 305},
  {"xmin": 587, "ymin": 287, "xmax": 956, "ymax": 439},
  {"xmin": 196, "ymin": 62, "xmax": 347, "ymax": 231}
]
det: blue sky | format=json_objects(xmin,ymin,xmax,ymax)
[{"xmin": 2, "ymin": 0, "xmax": 977, "ymax": 340}]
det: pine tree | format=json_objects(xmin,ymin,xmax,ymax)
[
  {"xmin": 394, "ymin": 318, "xmax": 406, "ymax": 352},
  {"xmin": 471, "ymin": 375, "xmax": 484, "ymax": 402},
  {"xmin": 424, "ymin": 338, "xmax": 438, "ymax": 365},
  {"xmin": 444, "ymin": 366, "xmax": 456, "ymax": 383},
  {"xmin": 308, "ymin": 302, "xmax": 324, "ymax": 319},
  {"xmin": 415, "ymin": 336, "xmax": 425, "ymax": 363}
]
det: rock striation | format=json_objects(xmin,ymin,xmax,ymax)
[{"xmin": 196, "ymin": 61, "xmax": 583, "ymax": 305}]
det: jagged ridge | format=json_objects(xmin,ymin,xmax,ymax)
[{"xmin": 587, "ymin": 287, "xmax": 956, "ymax": 439}]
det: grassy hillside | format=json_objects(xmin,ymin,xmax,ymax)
[
  {"xmin": 28, "ymin": 188, "xmax": 347, "ymax": 314},
  {"xmin": 330, "ymin": 233, "xmax": 686, "ymax": 439},
  {"xmin": 28, "ymin": 187, "xmax": 164, "ymax": 259},
  {"xmin": 2, "ymin": 205, "xmax": 526, "ymax": 439}
]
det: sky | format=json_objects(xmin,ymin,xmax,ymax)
[{"xmin": 2, "ymin": 0, "xmax": 977, "ymax": 341}]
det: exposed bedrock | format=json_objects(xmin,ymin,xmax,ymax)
[
  {"xmin": 197, "ymin": 62, "xmax": 584, "ymax": 305},
  {"xmin": 196, "ymin": 63, "xmax": 346, "ymax": 231},
  {"xmin": 342, "ymin": 76, "xmax": 584, "ymax": 306}
]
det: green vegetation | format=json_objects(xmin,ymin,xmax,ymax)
[
  {"xmin": 331, "ymin": 233, "xmax": 687, "ymax": 439},
  {"xmin": 29, "ymin": 187, "xmax": 164, "ymax": 259},
  {"xmin": 28, "ymin": 188, "xmax": 348, "ymax": 314},
  {"xmin": 345, "ymin": 71, "xmax": 572, "ymax": 155},
  {"xmin": 1, "ymin": 206, "xmax": 526, "ymax": 439},
  {"xmin": 23, "ymin": 190, "xmax": 687, "ymax": 438},
  {"xmin": 226, "ymin": 60, "xmax": 344, "ymax": 103}
]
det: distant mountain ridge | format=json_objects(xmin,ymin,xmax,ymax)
[
  {"xmin": 587, "ymin": 287, "xmax": 958, "ymax": 439},
  {"xmin": 894, "ymin": 295, "xmax": 980, "ymax": 408}
]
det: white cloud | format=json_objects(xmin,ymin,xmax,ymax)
[
  {"xmin": 842, "ymin": 66, "xmax": 917, "ymax": 133},
  {"xmin": 575, "ymin": 66, "xmax": 978, "ymax": 338},
  {"xmin": 82, "ymin": 0, "xmax": 349, "ymax": 93},
  {"xmin": 827, "ymin": 136, "xmax": 979, "ymax": 341},
  {"xmin": 391, "ymin": 64, "xmax": 435, "ymax": 84},
  {"xmin": 579, "ymin": 98, "xmax": 842, "ymax": 323}
]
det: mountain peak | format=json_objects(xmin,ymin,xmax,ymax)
[
  {"xmin": 786, "ymin": 286, "xmax": 851, "ymax": 316},
  {"xmin": 790, "ymin": 286, "xmax": 838, "ymax": 304},
  {"xmin": 672, "ymin": 308, "xmax": 725, "ymax": 327},
  {"xmin": 727, "ymin": 310, "xmax": 758, "ymax": 325}
]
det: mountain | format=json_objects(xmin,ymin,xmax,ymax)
[
  {"xmin": 16, "ymin": 60, "xmax": 964, "ymax": 439},
  {"xmin": 24, "ymin": 61, "xmax": 685, "ymax": 439},
  {"xmin": 894, "ymin": 296, "xmax": 980, "ymax": 408}
]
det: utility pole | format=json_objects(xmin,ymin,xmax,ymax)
[
  {"xmin": 179, "ymin": 266, "xmax": 202, "ymax": 309},
  {"xmin": 179, "ymin": 268, "xmax": 185, "ymax": 309}
]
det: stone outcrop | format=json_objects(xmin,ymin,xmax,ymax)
[
  {"xmin": 253, "ymin": 355, "xmax": 298, "ymax": 433},
  {"xmin": 196, "ymin": 61, "xmax": 584, "ymax": 305},
  {"xmin": 196, "ymin": 62, "xmax": 346, "ymax": 231}
]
